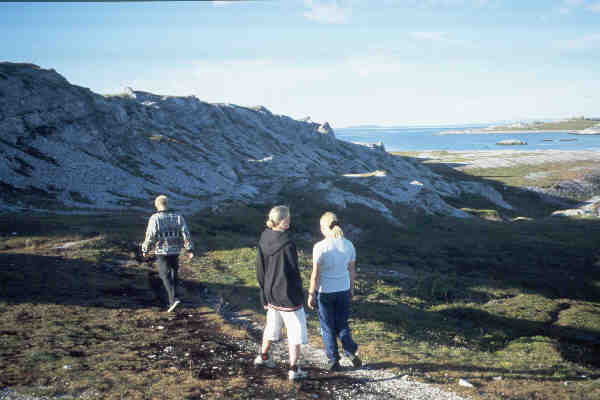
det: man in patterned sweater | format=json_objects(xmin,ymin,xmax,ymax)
[{"xmin": 142, "ymin": 195, "xmax": 194, "ymax": 312}]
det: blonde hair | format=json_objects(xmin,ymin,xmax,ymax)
[
  {"xmin": 154, "ymin": 195, "xmax": 168, "ymax": 211},
  {"xmin": 266, "ymin": 205, "xmax": 290, "ymax": 229},
  {"xmin": 320, "ymin": 211, "xmax": 343, "ymax": 239}
]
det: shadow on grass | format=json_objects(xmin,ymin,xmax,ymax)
[
  {"xmin": 353, "ymin": 299, "xmax": 600, "ymax": 369},
  {"xmin": 0, "ymin": 252, "xmax": 185, "ymax": 309},
  {"xmin": 357, "ymin": 211, "xmax": 600, "ymax": 303},
  {"xmin": 0, "ymin": 212, "xmax": 146, "ymax": 239}
]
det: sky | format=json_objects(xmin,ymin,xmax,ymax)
[{"xmin": 1, "ymin": 0, "xmax": 599, "ymax": 127}]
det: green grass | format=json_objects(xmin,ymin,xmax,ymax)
[
  {"xmin": 464, "ymin": 161, "xmax": 600, "ymax": 189},
  {"xmin": 459, "ymin": 208, "xmax": 502, "ymax": 221}
]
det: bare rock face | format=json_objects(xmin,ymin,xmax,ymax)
[{"xmin": 0, "ymin": 62, "xmax": 512, "ymax": 219}]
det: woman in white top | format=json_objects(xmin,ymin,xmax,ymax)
[{"xmin": 308, "ymin": 212, "xmax": 361, "ymax": 371}]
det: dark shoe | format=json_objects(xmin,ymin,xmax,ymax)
[
  {"xmin": 328, "ymin": 360, "xmax": 341, "ymax": 371},
  {"xmin": 349, "ymin": 353, "xmax": 362, "ymax": 368}
]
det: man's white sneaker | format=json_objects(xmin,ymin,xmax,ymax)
[
  {"xmin": 349, "ymin": 353, "xmax": 362, "ymax": 368},
  {"xmin": 288, "ymin": 367, "xmax": 308, "ymax": 380},
  {"xmin": 167, "ymin": 299, "xmax": 181, "ymax": 313},
  {"xmin": 253, "ymin": 354, "xmax": 276, "ymax": 368}
]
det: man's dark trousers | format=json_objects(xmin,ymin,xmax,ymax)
[{"xmin": 157, "ymin": 255, "xmax": 179, "ymax": 307}]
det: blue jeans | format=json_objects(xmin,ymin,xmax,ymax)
[{"xmin": 317, "ymin": 290, "xmax": 358, "ymax": 363}]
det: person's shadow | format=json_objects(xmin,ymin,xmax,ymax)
[{"xmin": 0, "ymin": 252, "xmax": 206, "ymax": 310}]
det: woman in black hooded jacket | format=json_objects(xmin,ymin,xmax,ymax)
[{"xmin": 254, "ymin": 205, "xmax": 308, "ymax": 380}]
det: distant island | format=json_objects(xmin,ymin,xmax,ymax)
[
  {"xmin": 441, "ymin": 117, "xmax": 600, "ymax": 135},
  {"xmin": 343, "ymin": 124, "xmax": 387, "ymax": 129}
]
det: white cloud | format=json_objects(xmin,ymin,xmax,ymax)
[
  {"xmin": 560, "ymin": 0, "xmax": 600, "ymax": 13},
  {"xmin": 409, "ymin": 0, "xmax": 494, "ymax": 7},
  {"xmin": 211, "ymin": 1, "xmax": 231, "ymax": 7},
  {"xmin": 410, "ymin": 31, "xmax": 449, "ymax": 42},
  {"xmin": 303, "ymin": 0, "xmax": 351, "ymax": 24},
  {"xmin": 111, "ymin": 52, "xmax": 600, "ymax": 127},
  {"xmin": 408, "ymin": 31, "xmax": 467, "ymax": 46},
  {"xmin": 587, "ymin": 2, "xmax": 600, "ymax": 12},
  {"xmin": 555, "ymin": 33, "xmax": 600, "ymax": 50},
  {"xmin": 129, "ymin": 58, "xmax": 337, "ymax": 120}
]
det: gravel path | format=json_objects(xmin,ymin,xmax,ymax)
[
  {"xmin": 218, "ymin": 294, "xmax": 471, "ymax": 400},
  {"xmin": 0, "ymin": 389, "xmax": 51, "ymax": 400}
]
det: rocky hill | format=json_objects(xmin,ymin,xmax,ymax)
[{"xmin": 0, "ymin": 62, "xmax": 512, "ymax": 220}]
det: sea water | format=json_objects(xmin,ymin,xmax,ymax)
[{"xmin": 335, "ymin": 125, "xmax": 600, "ymax": 152}]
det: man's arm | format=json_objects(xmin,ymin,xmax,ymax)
[
  {"xmin": 141, "ymin": 215, "xmax": 157, "ymax": 256},
  {"xmin": 180, "ymin": 216, "xmax": 194, "ymax": 259}
]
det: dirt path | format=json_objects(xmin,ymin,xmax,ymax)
[{"xmin": 212, "ymin": 293, "xmax": 471, "ymax": 400}]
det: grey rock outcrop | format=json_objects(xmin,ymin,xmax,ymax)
[{"xmin": 0, "ymin": 63, "xmax": 512, "ymax": 219}]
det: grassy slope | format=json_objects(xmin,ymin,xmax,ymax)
[{"xmin": 2, "ymin": 157, "xmax": 600, "ymax": 400}]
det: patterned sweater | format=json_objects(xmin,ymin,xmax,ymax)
[{"xmin": 142, "ymin": 211, "xmax": 194, "ymax": 256}]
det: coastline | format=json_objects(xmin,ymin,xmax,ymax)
[
  {"xmin": 440, "ymin": 129, "xmax": 600, "ymax": 135},
  {"xmin": 439, "ymin": 129, "xmax": 569, "ymax": 135},
  {"xmin": 568, "ymin": 130, "xmax": 600, "ymax": 135},
  {"xmin": 397, "ymin": 148, "xmax": 600, "ymax": 169}
]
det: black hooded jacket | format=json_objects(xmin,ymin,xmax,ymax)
[{"xmin": 256, "ymin": 229, "xmax": 304, "ymax": 310}]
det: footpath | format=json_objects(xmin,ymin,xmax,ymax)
[{"xmin": 209, "ymin": 291, "xmax": 471, "ymax": 400}]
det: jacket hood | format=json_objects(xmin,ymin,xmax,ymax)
[{"xmin": 259, "ymin": 229, "xmax": 292, "ymax": 256}]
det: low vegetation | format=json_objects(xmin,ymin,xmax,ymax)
[
  {"xmin": 488, "ymin": 118, "xmax": 599, "ymax": 132},
  {"xmin": 1, "ymin": 159, "xmax": 600, "ymax": 400},
  {"xmin": 396, "ymin": 151, "xmax": 600, "ymax": 202},
  {"xmin": 462, "ymin": 161, "xmax": 600, "ymax": 192}
]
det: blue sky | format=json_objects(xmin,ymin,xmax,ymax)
[{"xmin": 1, "ymin": 0, "xmax": 599, "ymax": 127}]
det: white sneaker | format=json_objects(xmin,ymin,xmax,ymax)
[
  {"xmin": 348, "ymin": 353, "xmax": 362, "ymax": 368},
  {"xmin": 253, "ymin": 354, "xmax": 276, "ymax": 368},
  {"xmin": 167, "ymin": 299, "xmax": 181, "ymax": 313},
  {"xmin": 288, "ymin": 367, "xmax": 308, "ymax": 380}
]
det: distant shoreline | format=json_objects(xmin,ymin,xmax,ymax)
[
  {"xmin": 439, "ymin": 129, "xmax": 600, "ymax": 135},
  {"xmin": 392, "ymin": 149, "xmax": 600, "ymax": 169},
  {"xmin": 440, "ymin": 129, "xmax": 567, "ymax": 135}
]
